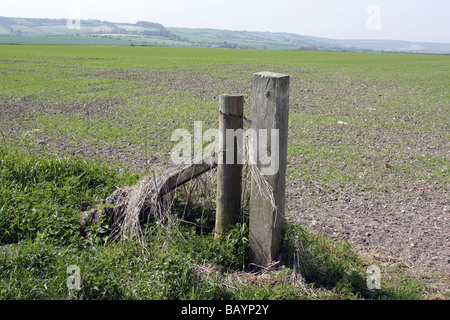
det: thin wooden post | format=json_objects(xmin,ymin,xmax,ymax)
[
  {"xmin": 215, "ymin": 94, "xmax": 244, "ymax": 238},
  {"xmin": 158, "ymin": 161, "xmax": 216, "ymax": 198},
  {"xmin": 249, "ymin": 72, "xmax": 290, "ymax": 266}
]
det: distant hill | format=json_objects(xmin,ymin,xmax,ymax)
[{"xmin": 0, "ymin": 16, "xmax": 449, "ymax": 54}]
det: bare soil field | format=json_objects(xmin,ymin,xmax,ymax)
[
  {"xmin": 287, "ymin": 186, "xmax": 448, "ymax": 273},
  {"xmin": 1, "ymin": 46, "xmax": 448, "ymax": 283}
]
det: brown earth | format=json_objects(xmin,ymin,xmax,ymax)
[
  {"xmin": 1, "ymin": 64, "xmax": 448, "ymax": 280},
  {"xmin": 285, "ymin": 185, "xmax": 449, "ymax": 273}
]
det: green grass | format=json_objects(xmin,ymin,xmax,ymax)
[
  {"xmin": 0, "ymin": 147, "xmax": 432, "ymax": 300},
  {"xmin": 0, "ymin": 45, "xmax": 448, "ymax": 300},
  {"xmin": 1, "ymin": 46, "xmax": 448, "ymax": 186},
  {"xmin": 0, "ymin": 147, "xmax": 139, "ymax": 245}
]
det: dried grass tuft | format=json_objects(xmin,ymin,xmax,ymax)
[
  {"xmin": 80, "ymin": 164, "xmax": 182, "ymax": 243},
  {"xmin": 79, "ymin": 157, "xmax": 218, "ymax": 244}
]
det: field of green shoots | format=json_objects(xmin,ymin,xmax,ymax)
[{"xmin": 0, "ymin": 45, "xmax": 448, "ymax": 300}]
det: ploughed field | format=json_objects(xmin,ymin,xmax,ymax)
[{"xmin": 1, "ymin": 45, "xmax": 448, "ymax": 273}]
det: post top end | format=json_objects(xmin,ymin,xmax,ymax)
[{"xmin": 254, "ymin": 71, "xmax": 290, "ymax": 79}]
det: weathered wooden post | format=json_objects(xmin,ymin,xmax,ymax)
[
  {"xmin": 215, "ymin": 94, "xmax": 244, "ymax": 238},
  {"xmin": 249, "ymin": 72, "xmax": 290, "ymax": 266}
]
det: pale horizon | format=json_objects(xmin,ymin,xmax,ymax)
[{"xmin": 1, "ymin": 0, "xmax": 449, "ymax": 44}]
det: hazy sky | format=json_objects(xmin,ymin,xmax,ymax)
[{"xmin": 1, "ymin": 0, "xmax": 449, "ymax": 43}]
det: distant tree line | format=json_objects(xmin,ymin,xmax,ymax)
[
  {"xmin": 136, "ymin": 21, "xmax": 164, "ymax": 29},
  {"xmin": 140, "ymin": 29, "xmax": 185, "ymax": 41},
  {"xmin": 0, "ymin": 16, "xmax": 14, "ymax": 26}
]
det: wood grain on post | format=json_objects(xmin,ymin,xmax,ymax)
[
  {"xmin": 158, "ymin": 161, "xmax": 216, "ymax": 198},
  {"xmin": 215, "ymin": 94, "xmax": 244, "ymax": 238},
  {"xmin": 249, "ymin": 72, "xmax": 290, "ymax": 266}
]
